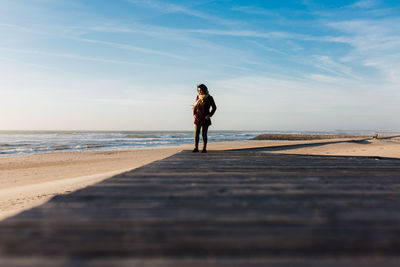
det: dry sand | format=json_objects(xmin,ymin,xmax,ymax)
[
  {"xmin": 1, "ymin": 136, "xmax": 400, "ymax": 220},
  {"xmin": 0, "ymin": 146, "xmax": 189, "ymax": 220},
  {"xmin": 264, "ymin": 136, "xmax": 400, "ymax": 158}
]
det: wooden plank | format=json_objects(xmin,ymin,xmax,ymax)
[{"xmin": 1, "ymin": 151, "xmax": 400, "ymax": 266}]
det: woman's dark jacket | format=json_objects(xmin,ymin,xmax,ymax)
[{"xmin": 193, "ymin": 95, "xmax": 217, "ymax": 126}]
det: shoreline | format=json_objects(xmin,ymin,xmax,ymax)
[
  {"xmin": 1, "ymin": 137, "xmax": 400, "ymax": 220},
  {"xmin": 3, "ymin": 130, "xmax": 399, "ymax": 159}
]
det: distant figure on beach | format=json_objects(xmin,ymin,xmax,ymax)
[{"xmin": 192, "ymin": 84, "xmax": 217, "ymax": 153}]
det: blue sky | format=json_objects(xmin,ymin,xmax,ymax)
[{"xmin": 0, "ymin": 0, "xmax": 399, "ymax": 131}]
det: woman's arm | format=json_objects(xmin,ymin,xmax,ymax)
[
  {"xmin": 193, "ymin": 95, "xmax": 199, "ymax": 115},
  {"xmin": 205, "ymin": 96, "xmax": 217, "ymax": 120},
  {"xmin": 209, "ymin": 96, "xmax": 217, "ymax": 117}
]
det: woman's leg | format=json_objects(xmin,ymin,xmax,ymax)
[
  {"xmin": 201, "ymin": 125, "xmax": 209, "ymax": 152},
  {"xmin": 193, "ymin": 124, "xmax": 201, "ymax": 152}
]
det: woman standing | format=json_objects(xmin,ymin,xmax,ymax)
[{"xmin": 192, "ymin": 84, "xmax": 217, "ymax": 153}]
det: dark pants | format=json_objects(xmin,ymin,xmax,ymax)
[{"xmin": 194, "ymin": 124, "xmax": 209, "ymax": 150}]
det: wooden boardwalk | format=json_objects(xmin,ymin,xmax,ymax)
[{"xmin": 1, "ymin": 150, "xmax": 400, "ymax": 266}]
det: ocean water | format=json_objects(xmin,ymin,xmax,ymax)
[{"xmin": 0, "ymin": 130, "xmax": 391, "ymax": 157}]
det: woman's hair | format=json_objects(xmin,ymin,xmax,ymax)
[{"xmin": 197, "ymin": 84, "xmax": 209, "ymax": 94}]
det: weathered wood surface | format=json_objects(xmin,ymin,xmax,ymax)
[{"xmin": 1, "ymin": 150, "xmax": 400, "ymax": 266}]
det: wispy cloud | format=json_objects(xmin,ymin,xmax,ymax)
[
  {"xmin": 124, "ymin": 0, "xmax": 241, "ymax": 26},
  {"xmin": 188, "ymin": 29, "xmax": 293, "ymax": 39},
  {"xmin": 0, "ymin": 22, "xmax": 45, "ymax": 34},
  {"xmin": 308, "ymin": 74, "xmax": 346, "ymax": 83},
  {"xmin": 0, "ymin": 47, "xmax": 147, "ymax": 66},
  {"xmin": 230, "ymin": 6, "xmax": 279, "ymax": 17},
  {"xmin": 348, "ymin": 0, "xmax": 378, "ymax": 9},
  {"xmin": 326, "ymin": 18, "xmax": 400, "ymax": 84},
  {"xmin": 0, "ymin": 23, "xmax": 30, "ymax": 31},
  {"xmin": 187, "ymin": 28, "xmax": 344, "ymax": 44},
  {"xmin": 248, "ymin": 40, "xmax": 287, "ymax": 55},
  {"xmin": 68, "ymin": 37, "xmax": 190, "ymax": 61},
  {"xmin": 78, "ymin": 24, "xmax": 223, "ymax": 51},
  {"xmin": 311, "ymin": 55, "xmax": 361, "ymax": 80},
  {"xmin": 222, "ymin": 64, "xmax": 251, "ymax": 72}
]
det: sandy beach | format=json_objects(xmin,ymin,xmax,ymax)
[
  {"xmin": 0, "ymin": 146, "xmax": 188, "ymax": 220},
  {"xmin": 1, "ymin": 136, "xmax": 400, "ymax": 220}
]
